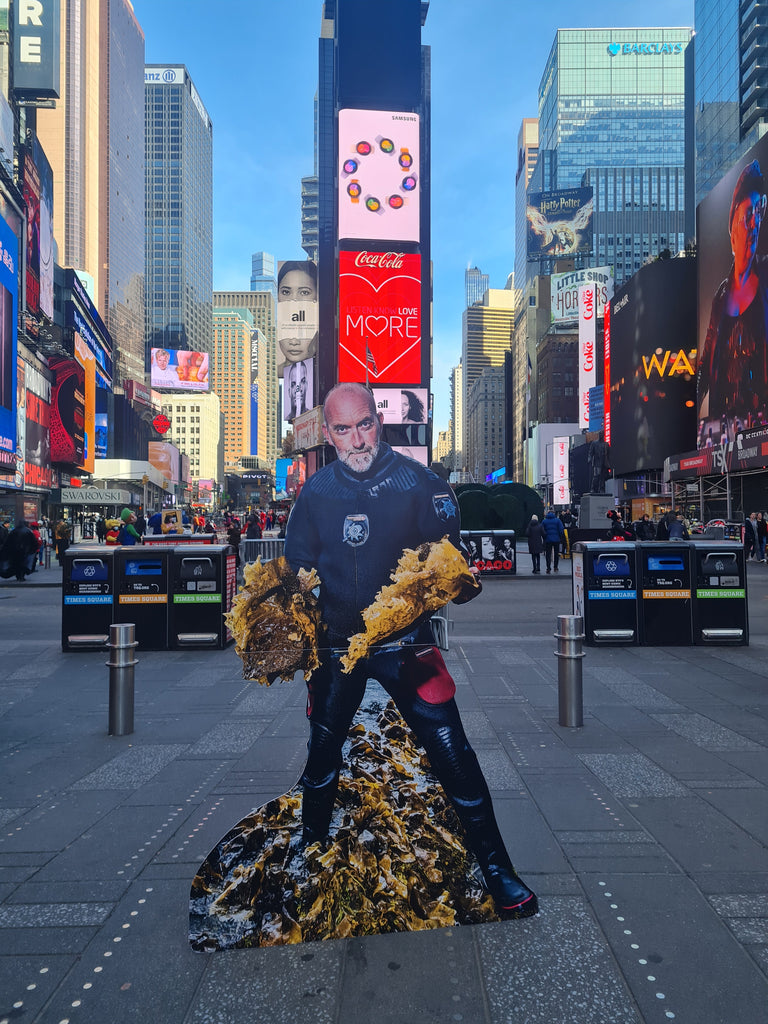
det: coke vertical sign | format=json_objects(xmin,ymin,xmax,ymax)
[
  {"xmin": 553, "ymin": 435, "xmax": 571, "ymax": 506},
  {"xmin": 603, "ymin": 302, "xmax": 611, "ymax": 445},
  {"xmin": 578, "ymin": 284, "xmax": 596, "ymax": 429}
]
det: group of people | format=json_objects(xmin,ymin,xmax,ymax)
[
  {"xmin": 525, "ymin": 509, "xmax": 570, "ymax": 574},
  {"xmin": 744, "ymin": 511, "xmax": 768, "ymax": 560},
  {"xmin": 0, "ymin": 518, "xmax": 47, "ymax": 580}
]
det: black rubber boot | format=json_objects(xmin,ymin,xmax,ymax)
[
  {"xmin": 453, "ymin": 796, "xmax": 538, "ymax": 918},
  {"xmin": 300, "ymin": 770, "xmax": 339, "ymax": 847}
]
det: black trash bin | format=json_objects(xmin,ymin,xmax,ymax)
[
  {"xmin": 168, "ymin": 545, "xmax": 238, "ymax": 649},
  {"xmin": 461, "ymin": 530, "xmax": 516, "ymax": 576},
  {"xmin": 62, "ymin": 546, "xmax": 116, "ymax": 651},
  {"xmin": 637, "ymin": 542, "xmax": 693, "ymax": 646},
  {"xmin": 571, "ymin": 541, "xmax": 638, "ymax": 644},
  {"xmin": 115, "ymin": 547, "xmax": 170, "ymax": 650},
  {"xmin": 691, "ymin": 540, "xmax": 748, "ymax": 645}
]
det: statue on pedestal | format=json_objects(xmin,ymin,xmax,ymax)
[{"xmin": 588, "ymin": 433, "xmax": 611, "ymax": 494}]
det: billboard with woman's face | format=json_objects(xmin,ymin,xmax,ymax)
[
  {"xmin": 697, "ymin": 134, "xmax": 768, "ymax": 446},
  {"xmin": 277, "ymin": 261, "xmax": 318, "ymax": 374}
]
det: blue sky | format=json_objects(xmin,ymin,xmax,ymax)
[{"xmin": 132, "ymin": 0, "xmax": 693, "ymax": 433}]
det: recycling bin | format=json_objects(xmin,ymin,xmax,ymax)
[
  {"xmin": 168, "ymin": 545, "xmax": 237, "ymax": 649},
  {"xmin": 461, "ymin": 530, "xmax": 516, "ymax": 576},
  {"xmin": 571, "ymin": 542, "xmax": 638, "ymax": 644},
  {"xmin": 62, "ymin": 546, "xmax": 116, "ymax": 651},
  {"xmin": 691, "ymin": 541, "xmax": 748, "ymax": 645},
  {"xmin": 637, "ymin": 543, "xmax": 693, "ymax": 646},
  {"xmin": 115, "ymin": 547, "xmax": 170, "ymax": 650}
]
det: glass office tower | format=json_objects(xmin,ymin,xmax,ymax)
[
  {"xmin": 145, "ymin": 65, "xmax": 213, "ymax": 359},
  {"xmin": 530, "ymin": 27, "xmax": 692, "ymax": 285},
  {"xmin": 695, "ymin": 0, "xmax": 768, "ymax": 204}
]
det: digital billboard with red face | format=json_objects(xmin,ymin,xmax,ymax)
[
  {"xmin": 49, "ymin": 357, "xmax": 85, "ymax": 466},
  {"xmin": 338, "ymin": 251, "xmax": 421, "ymax": 384}
]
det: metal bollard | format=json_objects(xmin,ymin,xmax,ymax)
[
  {"xmin": 44, "ymin": 542, "xmax": 51, "ymax": 569},
  {"xmin": 106, "ymin": 623, "xmax": 139, "ymax": 736},
  {"xmin": 554, "ymin": 614, "xmax": 585, "ymax": 728}
]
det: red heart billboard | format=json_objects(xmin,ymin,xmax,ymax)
[{"xmin": 338, "ymin": 251, "xmax": 421, "ymax": 384}]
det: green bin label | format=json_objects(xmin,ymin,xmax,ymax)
[
  {"xmin": 696, "ymin": 589, "xmax": 745, "ymax": 599},
  {"xmin": 173, "ymin": 593, "xmax": 222, "ymax": 604}
]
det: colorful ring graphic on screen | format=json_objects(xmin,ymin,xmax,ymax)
[
  {"xmin": 398, "ymin": 148, "xmax": 413, "ymax": 169},
  {"xmin": 343, "ymin": 158, "xmax": 359, "ymax": 175},
  {"xmin": 347, "ymin": 180, "xmax": 362, "ymax": 201},
  {"xmin": 365, "ymin": 197, "xmax": 382, "ymax": 213},
  {"xmin": 379, "ymin": 138, "xmax": 394, "ymax": 154},
  {"xmin": 356, "ymin": 141, "xmax": 373, "ymax": 156},
  {"xmin": 401, "ymin": 176, "xmax": 417, "ymax": 192},
  {"xmin": 387, "ymin": 195, "xmax": 404, "ymax": 209}
]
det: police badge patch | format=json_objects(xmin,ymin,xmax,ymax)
[
  {"xmin": 433, "ymin": 494, "xmax": 458, "ymax": 522},
  {"xmin": 343, "ymin": 514, "xmax": 369, "ymax": 546}
]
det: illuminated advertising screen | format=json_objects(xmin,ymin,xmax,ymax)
[
  {"xmin": 277, "ymin": 261, "xmax": 318, "ymax": 373},
  {"xmin": 338, "ymin": 109, "xmax": 420, "ymax": 243},
  {"xmin": 338, "ymin": 251, "xmax": 421, "ymax": 384},
  {"xmin": 283, "ymin": 357, "xmax": 314, "ymax": 422},
  {"xmin": 372, "ymin": 386, "xmax": 428, "ymax": 424},
  {"xmin": 150, "ymin": 348, "xmax": 210, "ymax": 392},
  {"xmin": 74, "ymin": 334, "xmax": 96, "ymax": 473},
  {"xmin": 95, "ymin": 412, "xmax": 108, "ymax": 459},
  {"xmin": 551, "ymin": 267, "xmax": 613, "ymax": 323},
  {"xmin": 22, "ymin": 145, "xmax": 41, "ymax": 317},
  {"xmin": 697, "ymin": 132, "xmax": 768, "ymax": 446},
  {"xmin": 578, "ymin": 285, "xmax": 596, "ymax": 429},
  {"xmin": 275, "ymin": 457, "xmax": 291, "ymax": 495},
  {"xmin": 526, "ymin": 187, "xmax": 593, "ymax": 260},
  {"xmin": 49, "ymin": 357, "xmax": 85, "ymax": 466},
  {"xmin": 148, "ymin": 441, "xmax": 181, "ymax": 484},
  {"xmin": 609, "ymin": 259, "xmax": 697, "ymax": 475},
  {"xmin": 391, "ymin": 445, "xmax": 429, "ymax": 466},
  {"xmin": 0, "ymin": 215, "xmax": 17, "ymax": 471},
  {"xmin": 24, "ymin": 361, "xmax": 51, "ymax": 490},
  {"xmin": 36, "ymin": 139, "xmax": 54, "ymax": 319}
]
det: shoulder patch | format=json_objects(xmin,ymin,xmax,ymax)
[
  {"xmin": 343, "ymin": 514, "xmax": 369, "ymax": 547},
  {"xmin": 432, "ymin": 493, "xmax": 458, "ymax": 522}
]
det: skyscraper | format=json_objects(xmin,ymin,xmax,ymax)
[
  {"xmin": 145, "ymin": 64, "xmax": 213, "ymax": 359},
  {"xmin": 461, "ymin": 288, "xmax": 515, "ymax": 391},
  {"xmin": 465, "ymin": 267, "xmax": 489, "ymax": 308},
  {"xmin": 695, "ymin": 0, "xmax": 768, "ymax": 203},
  {"xmin": 37, "ymin": 0, "xmax": 146, "ymax": 386},
  {"xmin": 214, "ymin": 282, "xmax": 277, "ymax": 468},
  {"xmin": 212, "ymin": 306, "xmax": 264, "ymax": 470},
  {"xmin": 531, "ymin": 28, "xmax": 691, "ymax": 286}
]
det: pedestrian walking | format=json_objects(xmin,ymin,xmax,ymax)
[
  {"xmin": 54, "ymin": 519, "xmax": 71, "ymax": 563},
  {"xmin": 757, "ymin": 512, "xmax": 767, "ymax": 561},
  {"xmin": 635, "ymin": 513, "xmax": 656, "ymax": 540},
  {"xmin": 541, "ymin": 508, "xmax": 565, "ymax": 573},
  {"xmin": 525, "ymin": 514, "xmax": 545, "ymax": 574},
  {"xmin": 744, "ymin": 512, "xmax": 759, "ymax": 559},
  {"xmin": 2, "ymin": 520, "xmax": 37, "ymax": 580},
  {"xmin": 668, "ymin": 512, "xmax": 690, "ymax": 541},
  {"xmin": 95, "ymin": 516, "xmax": 106, "ymax": 543}
]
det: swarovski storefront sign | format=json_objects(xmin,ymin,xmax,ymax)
[{"xmin": 60, "ymin": 487, "xmax": 131, "ymax": 505}]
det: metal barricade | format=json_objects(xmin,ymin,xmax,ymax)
[{"xmin": 241, "ymin": 538, "xmax": 286, "ymax": 564}]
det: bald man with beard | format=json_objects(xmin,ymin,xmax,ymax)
[{"xmin": 284, "ymin": 382, "xmax": 537, "ymax": 918}]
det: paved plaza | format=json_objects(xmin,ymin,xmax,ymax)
[{"xmin": 0, "ymin": 554, "xmax": 766, "ymax": 1023}]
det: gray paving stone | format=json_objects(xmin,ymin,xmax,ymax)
[
  {"xmin": 69, "ymin": 743, "xmax": 189, "ymax": 790},
  {"xmin": 456, "ymin": 710, "xmax": 497, "ymax": 740},
  {"xmin": 558, "ymin": 830, "xmax": 653, "ymax": 844},
  {"xmin": 0, "ymin": 901, "xmax": 113, "ymax": 926},
  {"xmin": 189, "ymin": 720, "xmax": 268, "ymax": 754},
  {"xmin": 578, "ymin": 753, "xmax": 689, "ymax": 797},
  {"xmin": 477, "ymin": 896, "xmax": 642, "ymax": 1024},
  {"xmin": 709, "ymin": 894, "xmax": 768, "ymax": 916},
  {"xmin": 728, "ymin": 918, "xmax": 768, "ymax": 943},
  {"xmin": 0, "ymin": 924, "xmax": 98, "ymax": 955},
  {"xmin": 590, "ymin": 667, "xmax": 685, "ymax": 709},
  {"xmin": 187, "ymin": 941, "xmax": 343, "ymax": 1024},
  {"xmin": 475, "ymin": 746, "xmax": 525, "ymax": 791},
  {"xmin": 652, "ymin": 712, "xmax": 762, "ymax": 751}
]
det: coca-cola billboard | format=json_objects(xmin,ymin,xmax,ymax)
[
  {"xmin": 578, "ymin": 284, "xmax": 596, "ymax": 429},
  {"xmin": 338, "ymin": 109, "xmax": 420, "ymax": 243},
  {"xmin": 338, "ymin": 250, "xmax": 421, "ymax": 384}
]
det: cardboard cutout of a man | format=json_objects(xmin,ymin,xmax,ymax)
[{"xmin": 285, "ymin": 382, "xmax": 537, "ymax": 918}]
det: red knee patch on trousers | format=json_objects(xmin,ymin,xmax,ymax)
[{"xmin": 410, "ymin": 646, "xmax": 456, "ymax": 704}]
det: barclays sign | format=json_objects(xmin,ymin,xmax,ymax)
[{"xmin": 607, "ymin": 42, "xmax": 684, "ymax": 56}]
